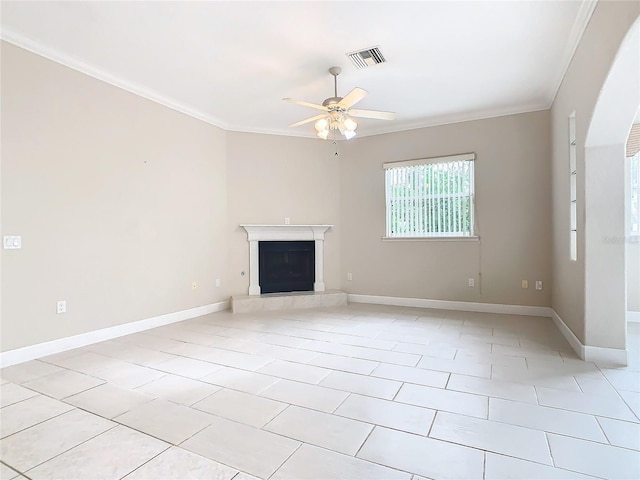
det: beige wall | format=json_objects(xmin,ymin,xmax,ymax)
[
  {"xmin": 225, "ymin": 132, "xmax": 341, "ymax": 296},
  {"xmin": 551, "ymin": 1, "xmax": 640, "ymax": 345},
  {"xmin": 339, "ymin": 111, "xmax": 552, "ymax": 307},
  {"xmin": 1, "ymin": 42, "xmax": 228, "ymax": 351},
  {"xmin": 12, "ymin": 12, "xmax": 620, "ymax": 353}
]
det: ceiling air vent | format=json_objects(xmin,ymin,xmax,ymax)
[{"xmin": 347, "ymin": 46, "xmax": 386, "ymax": 69}]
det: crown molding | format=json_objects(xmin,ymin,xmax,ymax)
[
  {"xmin": 0, "ymin": 28, "xmax": 558, "ymax": 140},
  {"xmin": 354, "ymin": 105, "xmax": 550, "ymax": 138},
  {"xmin": 547, "ymin": 0, "xmax": 599, "ymax": 106},
  {"xmin": 230, "ymin": 104, "xmax": 550, "ymax": 140},
  {"xmin": 0, "ymin": 30, "xmax": 231, "ymax": 131}
]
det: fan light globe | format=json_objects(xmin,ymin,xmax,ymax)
[
  {"xmin": 343, "ymin": 117, "xmax": 357, "ymax": 131},
  {"xmin": 315, "ymin": 118, "xmax": 328, "ymax": 131},
  {"xmin": 317, "ymin": 129, "xmax": 329, "ymax": 140},
  {"xmin": 344, "ymin": 130, "xmax": 356, "ymax": 140}
]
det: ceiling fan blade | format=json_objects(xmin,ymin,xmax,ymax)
[
  {"xmin": 283, "ymin": 98, "xmax": 328, "ymax": 111},
  {"xmin": 289, "ymin": 114, "xmax": 327, "ymax": 128},
  {"xmin": 338, "ymin": 87, "xmax": 368, "ymax": 109},
  {"xmin": 349, "ymin": 108, "xmax": 396, "ymax": 120}
]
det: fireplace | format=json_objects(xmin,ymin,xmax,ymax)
[
  {"xmin": 240, "ymin": 225, "xmax": 332, "ymax": 295},
  {"xmin": 259, "ymin": 241, "xmax": 315, "ymax": 294}
]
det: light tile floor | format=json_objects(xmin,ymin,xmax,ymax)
[{"xmin": 1, "ymin": 304, "xmax": 639, "ymax": 479}]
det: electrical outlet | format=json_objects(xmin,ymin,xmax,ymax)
[
  {"xmin": 468, "ymin": 278, "xmax": 475, "ymax": 287},
  {"xmin": 215, "ymin": 278, "xmax": 221, "ymax": 287},
  {"xmin": 347, "ymin": 272, "xmax": 353, "ymax": 281},
  {"xmin": 521, "ymin": 280, "xmax": 529, "ymax": 289},
  {"xmin": 535, "ymin": 280, "xmax": 543, "ymax": 290},
  {"xmin": 3, "ymin": 236, "xmax": 21, "ymax": 249},
  {"xmin": 284, "ymin": 217, "xmax": 290, "ymax": 225},
  {"xmin": 192, "ymin": 282, "xmax": 197, "ymax": 290},
  {"xmin": 57, "ymin": 300, "xmax": 66, "ymax": 314}
]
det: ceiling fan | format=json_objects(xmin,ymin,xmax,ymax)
[{"xmin": 284, "ymin": 66, "xmax": 395, "ymax": 140}]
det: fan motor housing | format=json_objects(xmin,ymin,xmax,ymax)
[{"xmin": 322, "ymin": 97, "xmax": 343, "ymax": 107}]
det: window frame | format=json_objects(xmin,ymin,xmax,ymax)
[{"xmin": 383, "ymin": 153, "xmax": 478, "ymax": 241}]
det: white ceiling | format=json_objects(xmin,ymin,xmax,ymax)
[{"xmin": 1, "ymin": 1, "xmax": 596, "ymax": 138}]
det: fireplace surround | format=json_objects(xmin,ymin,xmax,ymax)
[{"xmin": 240, "ymin": 225, "xmax": 332, "ymax": 295}]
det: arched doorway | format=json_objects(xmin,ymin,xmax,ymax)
[{"xmin": 583, "ymin": 19, "xmax": 639, "ymax": 365}]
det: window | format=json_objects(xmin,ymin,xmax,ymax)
[
  {"xmin": 629, "ymin": 152, "xmax": 639, "ymax": 236},
  {"xmin": 569, "ymin": 113, "xmax": 577, "ymax": 261},
  {"xmin": 384, "ymin": 153, "xmax": 475, "ymax": 238}
]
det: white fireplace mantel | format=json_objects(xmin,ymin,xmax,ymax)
[{"xmin": 240, "ymin": 224, "xmax": 333, "ymax": 295}]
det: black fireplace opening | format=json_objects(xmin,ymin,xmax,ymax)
[{"xmin": 259, "ymin": 241, "xmax": 315, "ymax": 294}]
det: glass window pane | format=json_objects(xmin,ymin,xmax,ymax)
[{"xmin": 385, "ymin": 159, "xmax": 474, "ymax": 237}]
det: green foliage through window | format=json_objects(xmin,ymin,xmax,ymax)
[{"xmin": 385, "ymin": 157, "xmax": 475, "ymax": 237}]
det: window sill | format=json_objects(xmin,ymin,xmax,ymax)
[{"xmin": 382, "ymin": 236, "xmax": 480, "ymax": 242}]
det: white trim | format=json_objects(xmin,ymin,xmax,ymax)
[
  {"xmin": 240, "ymin": 225, "xmax": 332, "ymax": 242},
  {"xmin": 0, "ymin": 301, "xmax": 229, "ymax": 368},
  {"xmin": 547, "ymin": 0, "xmax": 598, "ymax": 105},
  {"xmin": 551, "ymin": 308, "xmax": 628, "ymax": 366},
  {"xmin": 348, "ymin": 296, "xmax": 629, "ymax": 365},
  {"xmin": 354, "ymin": 106, "xmax": 550, "ymax": 139},
  {"xmin": 240, "ymin": 225, "xmax": 332, "ymax": 296},
  {"xmin": 382, "ymin": 236, "xmax": 480, "ymax": 242},
  {"xmin": 383, "ymin": 153, "xmax": 475, "ymax": 170},
  {"xmin": 550, "ymin": 309, "xmax": 585, "ymax": 359},
  {"xmin": 584, "ymin": 344, "xmax": 628, "ymax": 365},
  {"xmin": 627, "ymin": 311, "xmax": 640, "ymax": 323},
  {"xmin": 0, "ymin": 31, "xmax": 231, "ymax": 131},
  {"xmin": 0, "ymin": 33, "xmax": 554, "ymax": 141},
  {"xmin": 347, "ymin": 294, "xmax": 552, "ymax": 317}
]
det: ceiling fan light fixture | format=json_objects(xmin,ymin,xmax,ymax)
[
  {"xmin": 343, "ymin": 117, "xmax": 357, "ymax": 131},
  {"xmin": 314, "ymin": 118, "xmax": 328, "ymax": 131},
  {"xmin": 285, "ymin": 66, "xmax": 393, "ymax": 141},
  {"xmin": 344, "ymin": 129, "xmax": 356, "ymax": 140}
]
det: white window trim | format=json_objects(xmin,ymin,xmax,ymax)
[
  {"xmin": 383, "ymin": 153, "xmax": 475, "ymax": 169},
  {"xmin": 382, "ymin": 236, "xmax": 480, "ymax": 242}
]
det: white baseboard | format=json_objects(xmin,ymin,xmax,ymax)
[
  {"xmin": 551, "ymin": 309, "xmax": 627, "ymax": 366},
  {"xmin": 348, "ymin": 294, "xmax": 629, "ymax": 366},
  {"xmin": 550, "ymin": 309, "xmax": 585, "ymax": 360},
  {"xmin": 627, "ymin": 311, "xmax": 640, "ymax": 323},
  {"xmin": 347, "ymin": 294, "xmax": 553, "ymax": 318},
  {"xmin": 583, "ymin": 344, "xmax": 628, "ymax": 365},
  {"xmin": 0, "ymin": 300, "xmax": 229, "ymax": 368}
]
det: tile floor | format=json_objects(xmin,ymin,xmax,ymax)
[{"xmin": 1, "ymin": 304, "xmax": 639, "ymax": 479}]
